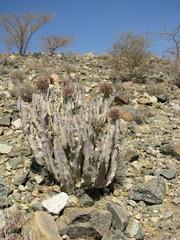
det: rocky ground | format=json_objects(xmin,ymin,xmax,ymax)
[{"xmin": 0, "ymin": 53, "xmax": 179, "ymax": 240}]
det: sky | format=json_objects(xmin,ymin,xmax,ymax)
[{"xmin": 0, "ymin": 0, "xmax": 179, "ymax": 55}]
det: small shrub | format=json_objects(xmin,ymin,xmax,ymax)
[
  {"xmin": 10, "ymin": 69, "xmax": 25, "ymax": 84},
  {"xmin": 20, "ymin": 83, "xmax": 36, "ymax": 102},
  {"xmin": 10, "ymin": 82, "xmax": 35, "ymax": 102},
  {"xmin": 99, "ymin": 81, "xmax": 113, "ymax": 97},
  {"xmin": 63, "ymin": 62, "xmax": 77, "ymax": 75},
  {"xmin": 145, "ymin": 82, "xmax": 167, "ymax": 96}
]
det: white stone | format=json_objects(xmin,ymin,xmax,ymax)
[
  {"xmin": 0, "ymin": 143, "xmax": 12, "ymax": 154},
  {"xmin": 42, "ymin": 192, "xmax": 69, "ymax": 215},
  {"xmin": 12, "ymin": 118, "xmax": 22, "ymax": 129},
  {"xmin": 34, "ymin": 175, "xmax": 44, "ymax": 184}
]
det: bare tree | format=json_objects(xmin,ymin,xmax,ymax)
[
  {"xmin": 154, "ymin": 25, "xmax": 180, "ymax": 60},
  {"xmin": 0, "ymin": 13, "xmax": 52, "ymax": 55},
  {"xmin": 42, "ymin": 35, "xmax": 73, "ymax": 54}
]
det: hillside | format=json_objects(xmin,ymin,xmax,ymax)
[{"xmin": 0, "ymin": 53, "xmax": 179, "ymax": 240}]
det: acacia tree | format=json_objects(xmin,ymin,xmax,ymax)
[
  {"xmin": 0, "ymin": 13, "xmax": 52, "ymax": 55},
  {"xmin": 42, "ymin": 35, "xmax": 73, "ymax": 54}
]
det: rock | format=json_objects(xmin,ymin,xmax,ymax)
[
  {"xmin": 9, "ymin": 157, "xmax": 23, "ymax": 169},
  {"xmin": 0, "ymin": 196, "xmax": 12, "ymax": 208},
  {"xmin": 130, "ymin": 177, "xmax": 166, "ymax": 204},
  {"xmin": 160, "ymin": 167, "xmax": 177, "ymax": 180},
  {"xmin": 80, "ymin": 194, "xmax": 94, "ymax": 206},
  {"xmin": 125, "ymin": 148, "xmax": 139, "ymax": 162},
  {"xmin": 0, "ymin": 116, "xmax": 11, "ymax": 127},
  {"xmin": 14, "ymin": 171, "xmax": 30, "ymax": 185},
  {"xmin": 114, "ymin": 95, "xmax": 129, "ymax": 105},
  {"xmin": 34, "ymin": 174, "xmax": 44, "ymax": 184},
  {"xmin": 126, "ymin": 218, "xmax": 144, "ymax": 239},
  {"xmin": 12, "ymin": 118, "xmax": 22, "ymax": 129},
  {"xmin": 102, "ymin": 230, "xmax": 128, "ymax": 240},
  {"xmin": 0, "ymin": 177, "xmax": 12, "ymax": 197},
  {"xmin": 135, "ymin": 125, "xmax": 151, "ymax": 135},
  {"xmin": 31, "ymin": 202, "xmax": 44, "ymax": 211},
  {"xmin": 119, "ymin": 111, "xmax": 134, "ymax": 122},
  {"xmin": 0, "ymin": 143, "xmax": 12, "ymax": 154},
  {"xmin": 138, "ymin": 93, "xmax": 157, "ymax": 105},
  {"xmin": 26, "ymin": 211, "xmax": 62, "ymax": 240},
  {"xmin": 56, "ymin": 207, "xmax": 112, "ymax": 239},
  {"xmin": 161, "ymin": 141, "xmax": 180, "ymax": 160},
  {"xmin": 49, "ymin": 73, "xmax": 60, "ymax": 85},
  {"xmin": 41, "ymin": 192, "xmax": 69, "ymax": 215},
  {"xmin": 107, "ymin": 201, "xmax": 130, "ymax": 231},
  {"xmin": 157, "ymin": 94, "xmax": 168, "ymax": 103}
]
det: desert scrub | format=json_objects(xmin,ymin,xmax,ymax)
[
  {"xmin": 20, "ymin": 79, "xmax": 125, "ymax": 192},
  {"xmin": 145, "ymin": 82, "xmax": 167, "ymax": 96},
  {"xmin": 10, "ymin": 69, "xmax": 25, "ymax": 85},
  {"xmin": 36, "ymin": 77, "xmax": 50, "ymax": 91},
  {"xmin": 110, "ymin": 32, "xmax": 151, "ymax": 82},
  {"xmin": 10, "ymin": 82, "xmax": 36, "ymax": 102}
]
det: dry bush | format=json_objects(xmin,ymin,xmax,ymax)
[
  {"xmin": 63, "ymin": 62, "xmax": 77, "ymax": 75},
  {"xmin": 42, "ymin": 35, "xmax": 73, "ymax": 55},
  {"xmin": 110, "ymin": 32, "xmax": 150, "ymax": 81},
  {"xmin": 10, "ymin": 82, "xmax": 35, "ymax": 102},
  {"xmin": 10, "ymin": 69, "xmax": 25, "ymax": 85},
  {"xmin": 0, "ymin": 13, "xmax": 52, "ymax": 55},
  {"xmin": 145, "ymin": 82, "xmax": 167, "ymax": 96}
]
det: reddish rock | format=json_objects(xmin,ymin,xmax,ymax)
[
  {"xmin": 49, "ymin": 73, "xmax": 60, "ymax": 85},
  {"xmin": 114, "ymin": 95, "xmax": 129, "ymax": 105},
  {"xmin": 119, "ymin": 111, "xmax": 134, "ymax": 122}
]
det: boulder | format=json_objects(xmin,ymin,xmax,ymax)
[
  {"xmin": 161, "ymin": 141, "xmax": 180, "ymax": 160},
  {"xmin": 107, "ymin": 201, "xmax": 130, "ymax": 231},
  {"xmin": 130, "ymin": 177, "xmax": 166, "ymax": 204},
  {"xmin": 41, "ymin": 192, "xmax": 69, "ymax": 215},
  {"xmin": 26, "ymin": 211, "xmax": 62, "ymax": 240},
  {"xmin": 56, "ymin": 207, "xmax": 112, "ymax": 239}
]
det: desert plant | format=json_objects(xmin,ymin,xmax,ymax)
[
  {"xmin": 10, "ymin": 82, "xmax": 35, "ymax": 101},
  {"xmin": 10, "ymin": 69, "xmax": 25, "ymax": 85},
  {"xmin": 110, "ymin": 32, "xmax": 150, "ymax": 81},
  {"xmin": 99, "ymin": 81, "xmax": 113, "ymax": 97},
  {"xmin": 36, "ymin": 77, "xmax": 50, "ymax": 91},
  {"xmin": 42, "ymin": 35, "xmax": 73, "ymax": 55},
  {"xmin": 0, "ymin": 13, "xmax": 52, "ymax": 55},
  {"xmin": 20, "ymin": 80, "xmax": 124, "ymax": 191}
]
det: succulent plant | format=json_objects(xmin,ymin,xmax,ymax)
[{"xmin": 20, "ymin": 80, "xmax": 123, "ymax": 191}]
